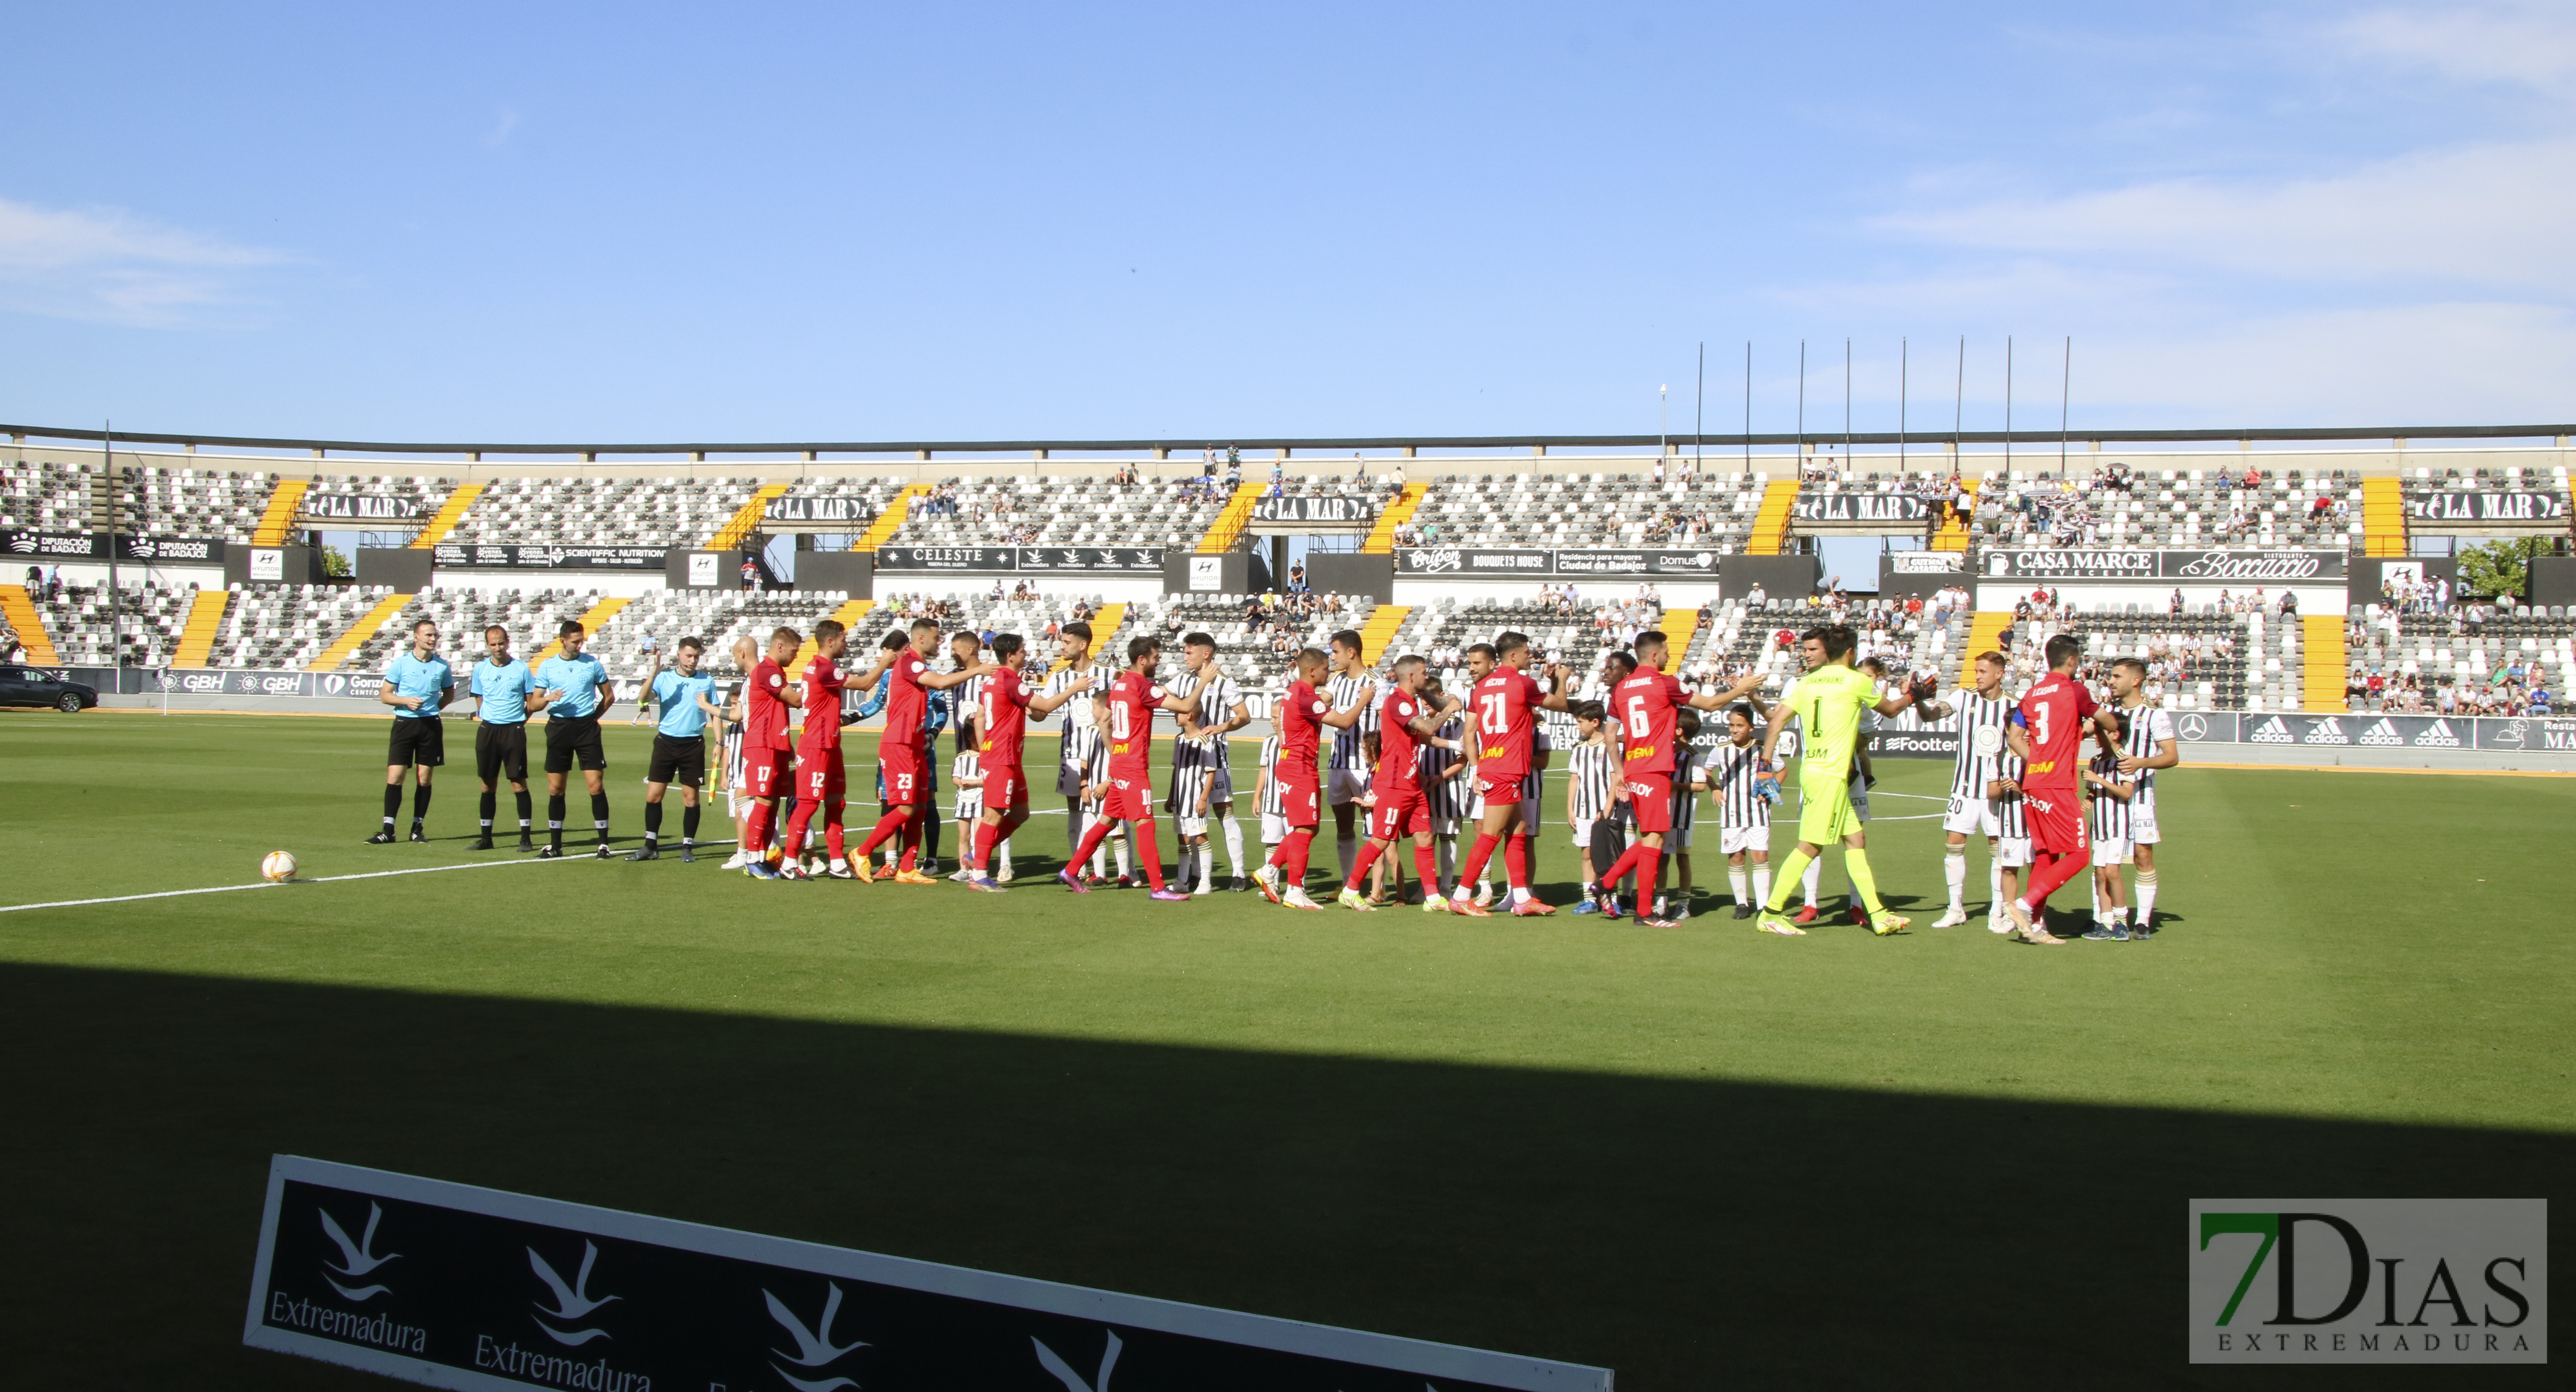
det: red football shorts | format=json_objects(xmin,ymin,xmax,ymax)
[
  {"xmin": 2023, "ymin": 788, "xmax": 2084, "ymax": 854},
  {"xmin": 1368, "ymin": 783, "xmax": 1430, "ymax": 841},
  {"xmin": 1476, "ymin": 773, "xmax": 1524, "ymax": 807},
  {"xmin": 1101, "ymin": 772, "xmax": 1154, "ymax": 822},
  {"xmin": 982, "ymin": 762, "xmax": 1028, "ymax": 812},
  {"xmin": 879, "ymin": 742, "xmax": 923, "ymax": 806},
  {"xmin": 798, "ymin": 749, "xmax": 845, "ymax": 801},
  {"xmin": 1626, "ymin": 772, "xmax": 1674, "ymax": 834},
  {"xmin": 1276, "ymin": 768, "xmax": 1321, "ymax": 827},
  {"xmin": 747, "ymin": 749, "xmax": 793, "ymax": 800}
]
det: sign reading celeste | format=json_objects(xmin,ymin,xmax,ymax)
[{"xmin": 245, "ymin": 1156, "xmax": 1610, "ymax": 1392}]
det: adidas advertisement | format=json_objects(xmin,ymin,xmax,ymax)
[
  {"xmin": 245, "ymin": 1155, "xmax": 1610, "ymax": 1392},
  {"xmin": 2189, "ymin": 1199, "xmax": 2545, "ymax": 1363}
]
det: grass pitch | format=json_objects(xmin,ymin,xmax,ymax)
[{"xmin": 1, "ymin": 712, "xmax": 2568, "ymax": 1389}]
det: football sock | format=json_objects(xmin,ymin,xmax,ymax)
[
  {"xmin": 1219, "ymin": 814, "xmax": 1245, "ymax": 877},
  {"xmin": 973, "ymin": 822, "xmax": 999, "ymax": 872},
  {"xmin": 589, "ymin": 793, "xmax": 611, "ymax": 841},
  {"xmin": 1843, "ymin": 848, "xmax": 1884, "ymax": 918},
  {"xmin": 823, "ymin": 801, "xmax": 844, "ymax": 861},
  {"xmin": 1283, "ymin": 828, "xmax": 1312, "ymax": 886},
  {"xmin": 1728, "ymin": 865, "xmax": 1749, "ymax": 904},
  {"xmin": 1436, "ymin": 836, "xmax": 1457, "ymax": 894},
  {"xmin": 547, "ymin": 794, "xmax": 566, "ymax": 846},
  {"xmin": 1801, "ymin": 856, "xmax": 1822, "ymax": 907},
  {"xmin": 1133, "ymin": 819, "xmax": 1165, "ymax": 891},
  {"xmin": 782, "ymin": 798, "xmax": 818, "ymax": 856},
  {"xmin": 1066, "ymin": 801, "xmax": 1086, "ymax": 860},
  {"xmin": 1412, "ymin": 842, "xmax": 1440, "ymax": 888},
  {"xmin": 1502, "ymin": 835, "xmax": 1529, "ymax": 892},
  {"xmin": 1988, "ymin": 857, "xmax": 2004, "ymax": 914},
  {"xmin": 643, "ymin": 801, "xmax": 663, "ymax": 843},
  {"xmin": 856, "ymin": 808, "xmax": 909, "ymax": 860},
  {"xmin": 2134, "ymin": 869, "xmax": 2159, "ymax": 923},
  {"xmin": 1069, "ymin": 816, "xmax": 1114, "ymax": 872},
  {"xmin": 682, "ymin": 803, "xmax": 700, "ymax": 843},
  {"xmin": 479, "ymin": 791, "xmax": 497, "ymax": 828},
  {"xmin": 741, "ymin": 801, "xmax": 769, "ymax": 853},
  {"xmin": 1346, "ymin": 840, "xmax": 1387, "ymax": 893},
  {"xmin": 381, "ymin": 784, "xmax": 402, "ymax": 827},
  {"xmin": 920, "ymin": 810, "xmax": 940, "ymax": 870},
  {"xmin": 1944, "ymin": 851, "xmax": 1967, "ymax": 911},
  {"xmin": 2023, "ymin": 847, "xmax": 2091, "ymax": 908},
  {"xmin": 1111, "ymin": 830, "xmax": 1130, "ymax": 881},
  {"xmin": 1337, "ymin": 823, "xmax": 1357, "ymax": 882},
  {"xmin": 1767, "ymin": 846, "xmax": 1817, "ymax": 911},
  {"xmin": 2090, "ymin": 876, "xmax": 2104, "ymax": 918},
  {"xmin": 1595, "ymin": 844, "xmax": 1640, "ymax": 893},
  {"xmin": 1752, "ymin": 864, "xmax": 1772, "ymax": 909},
  {"xmin": 1197, "ymin": 844, "xmax": 1214, "ymax": 889},
  {"xmin": 412, "ymin": 784, "xmax": 431, "ymax": 824},
  {"xmin": 898, "ymin": 817, "xmax": 920, "ymax": 873},
  {"xmin": 1454, "ymin": 833, "xmax": 1501, "ymax": 897},
  {"xmin": 515, "ymin": 789, "xmax": 532, "ymax": 830}
]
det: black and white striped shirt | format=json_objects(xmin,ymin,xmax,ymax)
[
  {"xmin": 1991, "ymin": 750, "xmax": 2030, "ymax": 839},
  {"xmin": 1567, "ymin": 739, "xmax": 1619, "ymax": 822},
  {"xmin": 718, "ymin": 678, "xmax": 747, "ymax": 791},
  {"xmin": 1709, "ymin": 740, "xmax": 1770, "ymax": 829},
  {"xmin": 1670, "ymin": 743, "xmax": 1702, "ymax": 833},
  {"xmin": 1420, "ymin": 713, "xmax": 1470, "ymax": 819},
  {"xmin": 2116, "ymin": 702, "xmax": 2175, "ymax": 810},
  {"xmin": 1327, "ymin": 671, "xmax": 1381, "ymax": 770},
  {"xmin": 2089, "ymin": 752, "xmax": 2133, "ymax": 840},
  {"xmin": 1042, "ymin": 658, "xmax": 1119, "ymax": 773},
  {"xmin": 1165, "ymin": 667, "xmax": 1243, "ymax": 771},
  {"xmin": 1255, "ymin": 734, "xmax": 1286, "ymax": 816},
  {"xmin": 1944, "ymin": 687, "xmax": 2017, "ymax": 801}
]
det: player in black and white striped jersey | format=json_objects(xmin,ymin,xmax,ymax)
[
  {"xmin": 2081, "ymin": 708, "xmax": 2139, "ymax": 939},
  {"xmin": 1323, "ymin": 630, "xmax": 1386, "ymax": 885},
  {"xmin": 1415, "ymin": 676, "xmax": 1471, "ymax": 895},
  {"xmin": 1252, "ymin": 731, "xmax": 1287, "ymax": 861},
  {"xmin": 1036, "ymin": 620, "xmax": 1112, "ymax": 879},
  {"xmin": 2105, "ymin": 656, "xmax": 2179, "ymax": 936},
  {"xmin": 1649, "ymin": 708, "xmax": 1710, "ymax": 920},
  {"xmin": 1163, "ymin": 632, "xmax": 1253, "ymax": 895},
  {"xmin": 1917, "ymin": 650, "xmax": 2032, "ymax": 931},
  {"xmin": 1707, "ymin": 700, "xmax": 1774, "ymax": 918}
]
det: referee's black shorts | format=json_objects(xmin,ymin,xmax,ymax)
[
  {"xmin": 475, "ymin": 721, "xmax": 529, "ymax": 784},
  {"xmin": 647, "ymin": 733, "xmax": 706, "ymax": 788},
  {"xmin": 386, "ymin": 716, "xmax": 445, "ymax": 768},
  {"xmin": 543, "ymin": 715, "xmax": 607, "ymax": 773}
]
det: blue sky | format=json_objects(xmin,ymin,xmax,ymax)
[{"xmin": 2, "ymin": 2, "xmax": 2570, "ymax": 443}]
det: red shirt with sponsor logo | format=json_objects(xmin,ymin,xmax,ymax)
[
  {"xmin": 1374, "ymin": 688, "xmax": 1427, "ymax": 792},
  {"xmin": 979, "ymin": 666, "xmax": 1030, "ymax": 770},
  {"xmin": 1471, "ymin": 665, "xmax": 1544, "ymax": 783},
  {"xmin": 1103, "ymin": 670, "xmax": 1165, "ymax": 780},
  {"xmin": 881, "ymin": 648, "xmax": 930, "ymax": 751},
  {"xmin": 2014, "ymin": 672, "xmax": 2097, "ymax": 794},
  {"xmin": 1277, "ymin": 679, "xmax": 1325, "ymax": 777},
  {"xmin": 1613, "ymin": 668, "xmax": 1687, "ymax": 776},
  {"xmin": 798, "ymin": 656, "xmax": 845, "ymax": 754},
  {"xmin": 746, "ymin": 658, "xmax": 792, "ymax": 752}
]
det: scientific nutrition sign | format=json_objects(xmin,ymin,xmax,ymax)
[
  {"xmin": 2189, "ymin": 1198, "xmax": 2545, "ymax": 1364},
  {"xmin": 246, "ymin": 1156, "xmax": 1610, "ymax": 1392}
]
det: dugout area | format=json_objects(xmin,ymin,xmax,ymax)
[{"xmin": 0, "ymin": 714, "xmax": 2568, "ymax": 1389}]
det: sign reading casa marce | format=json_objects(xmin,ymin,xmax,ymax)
[
  {"xmin": 2188, "ymin": 1198, "xmax": 2544, "ymax": 1363},
  {"xmin": 1981, "ymin": 549, "xmax": 2347, "ymax": 581},
  {"xmin": 245, "ymin": 1155, "xmax": 1610, "ymax": 1392}
]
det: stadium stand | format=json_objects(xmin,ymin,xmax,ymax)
[
  {"xmin": 1971, "ymin": 464, "xmax": 2368, "ymax": 550},
  {"xmin": 3, "ymin": 459, "xmax": 97, "ymax": 531},
  {"xmin": 2342, "ymin": 604, "xmax": 2573, "ymax": 715},
  {"xmin": 120, "ymin": 467, "xmax": 275, "ymax": 540},
  {"xmin": 204, "ymin": 584, "xmax": 399, "ymax": 670},
  {"xmin": 339, "ymin": 588, "xmax": 604, "ymax": 673},
  {"xmin": 1388, "ymin": 470, "xmax": 1764, "ymax": 550},
  {"xmin": 883, "ymin": 476, "xmax": 1237, "ymax": 550},
  {"xmin": 23, "ymin": 580, "xmax": 200, "ymax": 668},
  {"xmin": 442, "ymin": 476, "xmax": 763, "ymax": 548}
]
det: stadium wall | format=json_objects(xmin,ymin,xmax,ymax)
[{"xmin": 2529, "ymin": 556, "xmax": 2576, "ymax": 609}]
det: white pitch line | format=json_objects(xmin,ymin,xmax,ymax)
[{"xmin": 0, "ymin": 855, "xmax": 568, "ymax": 915}]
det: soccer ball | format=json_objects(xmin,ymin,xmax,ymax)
[{"xmin": 261, "ymin": 851, "xmax": 299, "ymax": 883}]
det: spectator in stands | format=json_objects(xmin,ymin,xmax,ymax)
[{"xmin": 0, "ymin": 629, "xmax": 19, "ymax": 663}]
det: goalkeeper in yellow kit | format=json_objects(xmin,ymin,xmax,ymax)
[{"xmin": 1755, "ymin": 623, "xmax": 1928, "ymax": 937}]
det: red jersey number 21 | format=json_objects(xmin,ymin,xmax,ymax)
[{"xmin": 1479, "ymin": 692, "xmax": 1507, "ymax": 736}]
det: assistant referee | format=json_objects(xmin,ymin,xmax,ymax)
[{"xmin": 632, "ymin": 636, "xmax": 723, "ymax": 862}]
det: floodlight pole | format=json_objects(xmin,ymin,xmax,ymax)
[
  {"xmin": 2005, "ymin": 337, "xmax": 2014, "ymax": 478},
  {"xmin": 1899, "ymin": 338, "xmax": 1908, "ymax": 473},
  {"xmin": 105, "ymin": 419, "xmax": 120, "ymax": 688},
  {"xmin": 1694, "ymin": 341, "xmax": 1704, "ymax": 477},
  {"xmin": 2060, "ymin": 336, "xmax": 2072, "ymax": 475}
]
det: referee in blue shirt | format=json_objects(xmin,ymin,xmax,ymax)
[
  {"xmin": 372, "ymin": 619, "xmax": 453, "ymax": 844},
  {"xmin": 632, "ymin": 636, "xmax": 724, "ymax": 861},
  {"xmin": 461, "ymin": 624, "xmax": 550, "ymax": 851},
  {"xmin": 535, "ymin": 619, "xmax": 617, "ymax": 859}
]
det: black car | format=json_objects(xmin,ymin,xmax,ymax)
[{"xmin": 0, "ymin": 664, "xmax": 99, "ymax": 712}]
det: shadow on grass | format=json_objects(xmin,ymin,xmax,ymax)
[{"xmin": 0, "ymin": 962, "xmax": 2561, "ymax": 1390}]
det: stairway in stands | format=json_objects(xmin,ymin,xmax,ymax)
[
  {"xmin": 1357, "ymin": 604, "xmax": 1411, "ymax": 664},
  {"xmin": 0, "ymin": 585, "xmax": 62, "ymax": 664},
  {"xmin": 408, "ymin": 482, "xmax": 486, "ymax": 548},
  {"xmin": 1748, "ymin": 479, "xmax": 1799, "ymax": 555},
  {"xmin": 1929, "ymin": 481, "xmax": 1975, "ymax": 551},
  {"xmin": 1195, "ymin": 482, "xmax": 1266, "ymax": 554},
  {"xmin": 306, "ymin": 592, "xmax": 418, "ymax": 672},
  {"xmin": 2360, "ymin": 476, "xmax": 2407, "ymax": 557},
  {"xmin": 527, "ymin": 596, "xmax": 635, "ymax": 669},
  {"xmin": 787, "ymin": 598, "xmax": 877, "ymax": 673},
  {"xmin": 250, "ymin": 479, "xmax": 310, "ymax": 545},
  {"xmin": 707, "ymin": 482, "xmax": 791, "ymax": 550},
  {"xmin": 1360, "ymin": 483, "xmax": 1428, "ymax": 553},
  {"xmin": 852, "ymin": 485, "xmax": 930, "ymax": 551},
  {"xmin": 1659, "ymin": 606, "xmax": 1698, "ymax": 658},
  {"xmin": 2301, "ymin": 615, "xmax": 2348, "ymax": 713},
  {"xmin": 1955, "ymin": 612, "xmax": 2012, "ymax": 686},
  {"xmin": 171, "ymin": 591, "xmax": 234, "ymax": 668}
]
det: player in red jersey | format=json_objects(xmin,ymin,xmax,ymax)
[
  {"xmin": 2003, "ymin": 633, "xmax": 2120, "ymax": 943},
  {"xmin": 775, "ymin": 619, "xmax": 853, "ymax": 879},
  {"xmin": 1449, "ymin": 632, "xmax": 1576, "ymax": 917},
  {"xmin": 1253, "ymin": 646, "xmax": 1370, "ymax": 909},
  {"xmin": 1061, "ymin": 635, "xmax": 1199, "ymax": 899},
  {"xmin": 848, "ymin": 618, "xmax": 987, "ymax": 884},
  {"xmin": 738, "ymin": 626, "xmax": 803, "ymax": 879},
  {"xmin": 965, "ymin": 633, "xmax": 1092, "ymax": 891},
  {"xmin": 1589, "ymin": 629, "xmax": 1767, "ymax": 925},
  {"xmin": 1334, "ymin": 654, "xmax": 1466, "ymax": 912}
]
